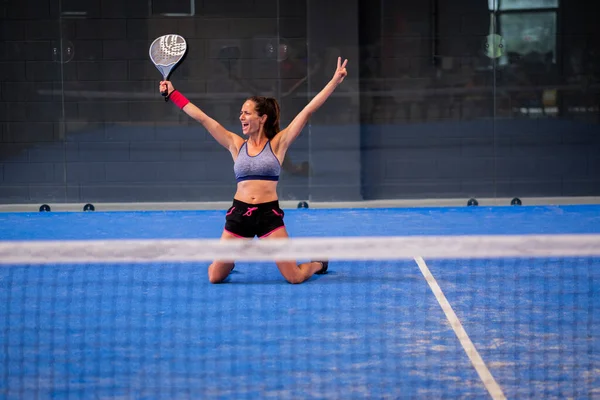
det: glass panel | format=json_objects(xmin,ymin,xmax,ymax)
[
  {"xmin": 500, "ymin": 0, "xmax": 558, "ymax": 10},
  {"xmin": 1, "ymin": 0, "xmax": 598, "ymax": 207},
  {"xmin": 494, "ymin": 8, "xmax": 581, "ymax": 198},
  {"xmin": 151, "ymin": 0, "xmax": 194, "ymax": 16},
  {"xmin": 305, "ymin": 1, "xmax": 362, "ymax": 201},
  {"xmin": 499, "ymin": 12, "xmax": 557, "ymax": 65},
  {"xmin": 276, "ymin": 2, "xmax": 310, "ymax": 201},
  {"xmin": 58, "ymin": 0, "xmax": 282, "ymax": 204},
  {"xmin": 0, "ymin": 1, "xmax": 67, "ymax": 204},
  {"xmin": 356, "ymin": 0, "xmax": 497, "ymax": 201}
]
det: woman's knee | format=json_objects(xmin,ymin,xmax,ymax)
[
  {"xmin": 276, "ymin": 263, "xmax": 307, "ymax": 284},
  {"xmin": 208, "ymin": 272, "xmax": 225, "ymax": 284},
  {"xmin": 208, "ymin": 262, "xmax": 234, "ymax": 284}
]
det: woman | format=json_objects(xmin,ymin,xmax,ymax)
[{"xmin": 160, "ymin": 56, "xmax": 348, "ymax": 284}]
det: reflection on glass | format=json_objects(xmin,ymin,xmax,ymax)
[
  {"xmin": 499, "ymin": 12, "xmax": 557, "ymax": 65},
  {"xmin": 499, "ymin": 0, "xmax": 558, "ymax": 10}
]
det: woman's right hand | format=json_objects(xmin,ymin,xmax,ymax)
[{"xmin": 160, "ymin": 80, "xmax": 175, "ymax": 96}]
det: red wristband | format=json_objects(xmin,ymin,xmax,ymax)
[{"xmin": 169, "ymin": 90, "xmax": 190, "ymax": 109}]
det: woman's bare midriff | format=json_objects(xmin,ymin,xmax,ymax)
[{"xmin": 233, "ymin": 180, "xmax": 279, "ymax": 204}]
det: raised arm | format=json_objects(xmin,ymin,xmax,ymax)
[
  {"xmin": 160, "ymin": 81, "xmax": 243, "ymax": 158},
  {"xmin": 274, "ymin": 57, "xmax": 348, "ymax": 153}
]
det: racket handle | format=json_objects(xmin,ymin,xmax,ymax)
[{"xmin": 160, "ymin": 80, "xmax": 169, "ymax": 97}]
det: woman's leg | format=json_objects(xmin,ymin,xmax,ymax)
[
  {"xmin": 262, "ymin": 227, "xmax": 326, "ymax": 284},
  {"xmin": 207, "ymin": 230, "xmax": 238, "ymax": 284}
]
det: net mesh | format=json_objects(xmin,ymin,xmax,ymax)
[{"xmin": 1, "ymin": 235, "xmax": 599, "ymax": 399}]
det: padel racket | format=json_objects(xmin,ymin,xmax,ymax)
[{"xmin": 149, "ymin": 34, "xmax": 188, "ymax": 97}]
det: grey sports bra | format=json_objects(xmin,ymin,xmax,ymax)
[{"xmin": 233, "ymin": 141, "xmax": 281, "ymax": 182}]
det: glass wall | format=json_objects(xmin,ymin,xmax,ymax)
[
  {"xmin": 358, "ymin": 0, "xmax": 599, "ymax": 201},
  {"xmin": 0, "ymin": 0, "xmax": 598, "ymax": 206}
]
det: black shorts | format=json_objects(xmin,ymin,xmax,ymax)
[{"xmin": 224, "ymin": 199, "xmax": 285, "ymax": 238}]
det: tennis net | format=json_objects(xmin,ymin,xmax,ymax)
[{"xmin": 1, "ymin": 234, "xmax": 599, "ymax": 399}]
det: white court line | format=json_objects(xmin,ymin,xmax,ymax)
[{"xmin": 414, "ymin": 256, "xmax": 506, "ymax": 400}]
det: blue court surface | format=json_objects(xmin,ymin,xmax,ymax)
[{"xmin": 1, "ymin": 205, "xmax": 599, "ymax": 399}]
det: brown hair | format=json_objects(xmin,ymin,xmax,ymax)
[{"xmin": 246, "ymin": 96, "xmax": 281, "ymax": 140}]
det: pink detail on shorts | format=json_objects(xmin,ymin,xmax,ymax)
[
  {"xmin": 226, "ymin": 207, "xmax": 236, "ymax": 216},
  {"xmin": 224, "ymin": 229, "xmax": 246, "ymax": 238},
  {"xmin": 243, "ymin": 207, "xmax": 258, "ymax": 217},
  {"xmin": 259, "ymin": 225, "xmax": 285, "ymax": 238},
  {"xmin": 271, "ymin": 209, "xmax": 283, "ymax": 217}
]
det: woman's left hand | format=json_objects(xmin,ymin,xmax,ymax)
[{"xmin": 332, "ymin": 57, "xmax": 348, "ymax": 84}]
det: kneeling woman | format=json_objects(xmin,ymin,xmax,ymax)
[{"xmin": 160, "ymin": 57, "xmax": 348, "ymax": 283}]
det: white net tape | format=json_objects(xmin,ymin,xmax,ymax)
[{"xmin": 1, "ymin": 234, "xmax": 600, "ymax": 265}]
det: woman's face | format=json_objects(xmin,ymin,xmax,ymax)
[{"xmin": 239, "ymin": 100, "xmax": 266, "ymax": 136}]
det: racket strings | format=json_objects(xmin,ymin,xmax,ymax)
[{"xmin": 160, "ymin": 35, "xmax": 186, "ymax": 57}]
